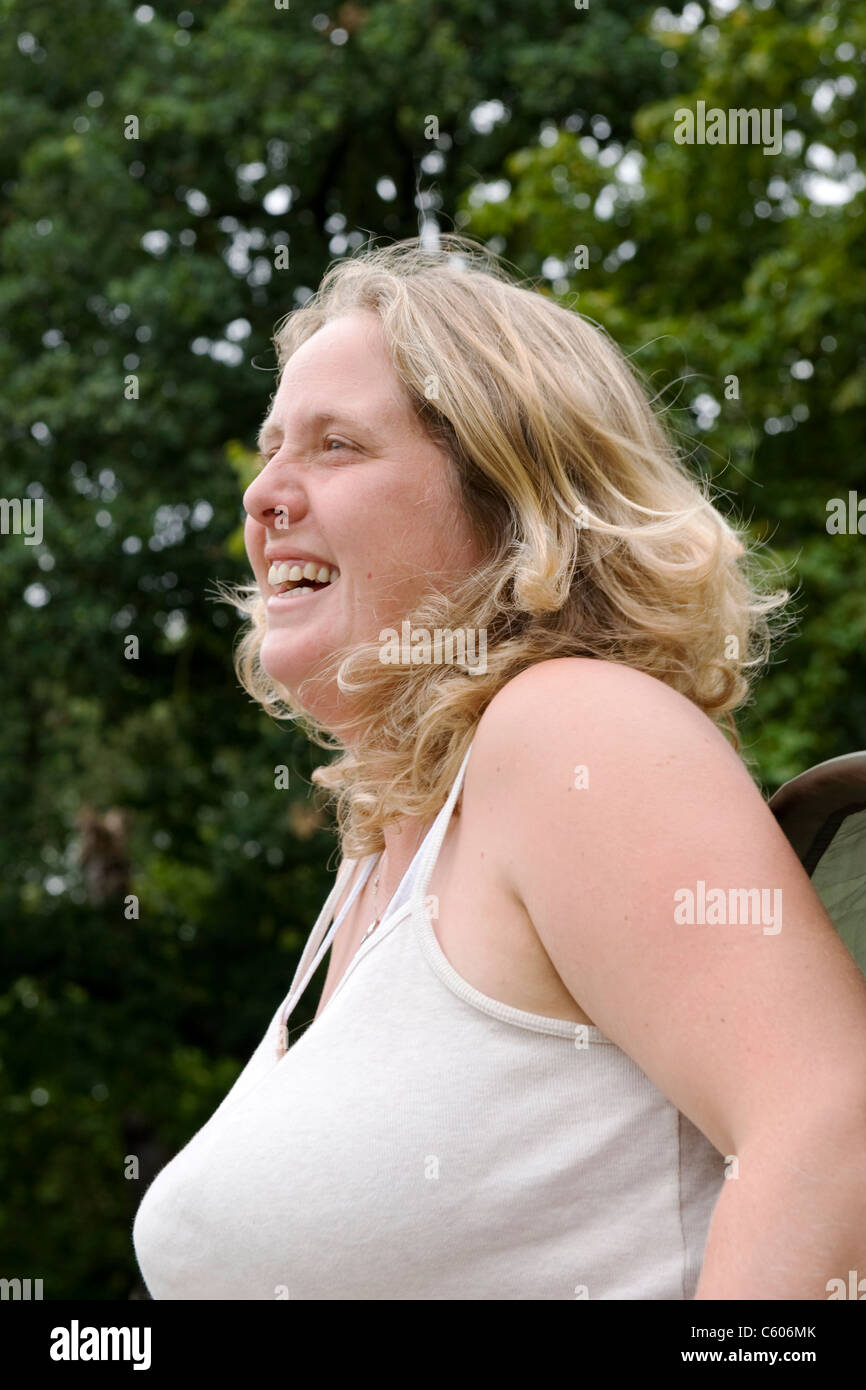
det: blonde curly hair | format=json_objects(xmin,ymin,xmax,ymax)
[{"xmin": 228, "ymin": 233, "xmax": 792, "ymax": 858}]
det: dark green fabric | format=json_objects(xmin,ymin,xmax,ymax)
[{"xmin": 812, "ymin": 809, "xmax": 866, "ymax": 980}]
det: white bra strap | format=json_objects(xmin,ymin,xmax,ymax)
[
  {"xmin": 410, "ymin": 739, "xmax": 475, "ymax": 914},
  {"xmin": 279, "ymin": 854, "xmax": 379, "ymax": 1030}
]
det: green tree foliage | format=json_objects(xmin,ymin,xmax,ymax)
[{"xmin": 0, "ymin": 0, "xmax": 861, "ymax": 1297}]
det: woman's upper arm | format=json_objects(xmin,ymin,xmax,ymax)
[{"xmin": 475, "ymin": 658, "xmax": 866, "ymax": 1158}]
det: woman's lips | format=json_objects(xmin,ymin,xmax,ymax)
[{"xmin": 265, "ymin": 576, "xmax": 339, "ymax": 609}]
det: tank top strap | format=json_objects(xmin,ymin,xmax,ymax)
[
  {"xmin": 276, "ymin": 737, "xmax": 474, "ymax": 1054},
  {"xmin": 409, "ymin": 738, "xmax": 475, "ymax": 915},
  {"xmin": 278, "ymin": 854, "xmax": 378, "ymax": 1039}
]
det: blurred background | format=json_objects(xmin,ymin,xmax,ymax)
[{"xmin": 1, "ymin": 0, "xmax": 864, "ymax": 1298}]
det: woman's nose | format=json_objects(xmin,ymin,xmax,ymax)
[{"xmin": 243, "ymin": 460, "xmax": 307, "ymax": 532}]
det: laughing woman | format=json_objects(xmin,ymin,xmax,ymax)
[{"xmin": 133, "ymin": 234, "xmax": 866, "ymax": 1300}]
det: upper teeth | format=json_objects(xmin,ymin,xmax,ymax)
[{"xmin": 267, "ymin": 561, "xmax": 339, "ymax": 586}]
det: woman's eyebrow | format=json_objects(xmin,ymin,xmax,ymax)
[{"xmin": 256, "ymin": 408, "xmax": 374, "ymax": 453}]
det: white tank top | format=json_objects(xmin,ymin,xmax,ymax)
[{"xmin": 132, "ymin": 739, "xmax": 726, "ymax": 1299}]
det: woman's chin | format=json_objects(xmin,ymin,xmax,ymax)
[{"xmin": 260, "ymin": 636, "xmax": 330, "ymax": 705}]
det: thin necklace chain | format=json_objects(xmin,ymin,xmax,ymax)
[
  {"xmin": 361, "ymin": 849, "xmax": 387, "ymax": 942},
  {"xmin": 360, "ymin": 817, "xmax": 428, "ymax": 944}
]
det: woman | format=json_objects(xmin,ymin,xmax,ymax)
[{"xmin": 133, "ymin": 234, "xmax": 866, "ymax": 1300}]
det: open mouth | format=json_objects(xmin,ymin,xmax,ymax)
[{"xmin": 267, "ymin": 561, "xmax": 339, "ymax": 598}]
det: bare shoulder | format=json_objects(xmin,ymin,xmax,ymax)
[
  {"xmin": 480, "ymin": 653, "xmax": 721, "ymax": 722},
  {"xmin": 469, "ymin": 655, "xmax": 753, "ymax": 803},
  {"xmin": 464, "ymin": 655, "xmax": 769, "ymax": 892},
  {"xmin": 462, "ymin": 658, "xmax": 866, "ymax": 1158}
]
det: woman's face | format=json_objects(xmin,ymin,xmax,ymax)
[{"xmin": 243, "ymin": 308, "xmax": 484, "ymax": 726}]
